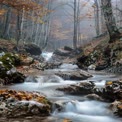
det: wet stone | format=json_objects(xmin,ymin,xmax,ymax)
[
  {"xmin": 0, "ymin": 90, "xmax": 52, "ymax": 117},
  {"xmin": 57, "ymin": 81, "xmax": 95, "ymax": 95}
]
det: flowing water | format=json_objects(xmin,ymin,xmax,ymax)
[{"xmin": 2, "ymin": 52, "xmax": 122, "ymax": 122}]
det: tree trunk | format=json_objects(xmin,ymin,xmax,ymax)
[
  {"xmin": 99, "ymin": 0, "xmax": 106, "ymax": 34},
  {"xmin": 16, "ymin": 10, "xmax": 21, "ymax": 48},
  {"xmin": 101, "ymin": 0, "xmax": 120, "ymax": 43},
  {"xmin": 3, "ymin": 7, "xmax": 11, "ymax": 39},
  {"xmin": 94, "ymin": 0, "xmax": 100, "ymax": 36},
  {"xmin": 73, "ymin": 0, "xmax": 77, "ymax": 49}
]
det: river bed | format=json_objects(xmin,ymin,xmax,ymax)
[
  {"xmin": 1, "ymin": 64, "xmax": 122, "ymax": 122},
  {"xmin": 0, "ymin": 53, "xmax": 122, "ymax": 122}
]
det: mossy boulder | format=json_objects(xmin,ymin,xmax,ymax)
[
  {"xmin": 0, "ymin": 53, "xmax": 25, "ymax": 85},
  {"xmin": 0, "ymin": 53, "xmax": 20, "ymax": 70},
  {"xmin": 0, "ymin": 89, "xmax": 52, "ymax": 117},
  {"xmin": 0, "ymin": 53, "xmax": 20, "ymax": 76}
]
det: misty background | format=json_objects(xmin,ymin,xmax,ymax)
[{"xmin": 47, "ymin": 0, "xmax": 122, "ymax": 50}]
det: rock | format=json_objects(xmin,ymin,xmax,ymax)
[
  {"xmin": 0, "ymin": 90, "xmax": 52, "ymax": 117},
  {"xmin": 57, "ymin": 81, "xmax": 95, "ymax": 95},
  {"xmin": 95, "ymin": 64, "xmax": 108, "ymax": 71},
  {"xmin": 0, "ymin": 53, "xmax": 26, "ymax": 85},
  {"xmin": 7, "ymin": 72, "xmax": 25, "ymax": 84},
  {"xmin": 6, "ymin": 67, "xmax": 17, "ymax": 75},
  {"xmin": 0, "ymin": 47, "xmax": 7, "ymax": 53},
  {"xmin": 64, "ymin": 46, "xmax": 73, "ymax": 51},
  {"xmin": 24, "ymin": 44, "xmax": 42, "ymax": 55},
  {"xmin": 105, "ymin": 65, "xmax": 122, "ymax": 74},
  {"xmin": 46, "ymin": 62, "xmax": 62, "ymax": 69},
  {"xmin": 114, "ymin": 59, "xmax": 122, "ymax": 66},
  {"xmin": 120, "ymin": 38, "xmax": 122, "ymax": 41},
  {"xmin": 74, "ymin": 48, "xmax": 83, "ymax": 55},
  {"xmin": 0, "ymin": 53, "xmax": 21, "ymax": 69},
  {"xmin": 31, "ymin": 62, "xmax": 47, "ymax": 70},
  {"xmin": 88, "ymin": 64, "xmax": 96, "ymax": 70},
  {"xmin": 32, "ymin": 55, "xmax": 44, "ymax": 62},
  {"xmin": 76, "ymin": 55, "xmax": 89, "ymax": 69},
  {"xmin": 55, "ymin": 70, "xmax": 92, "ymax": 80},
  {"xmin": 32, "ymin": 61, "xmax": 62, "ymax": 70},
  {"xmin": 0, "ymin": 78, "xmax": 4, "ymax": 86},
  {"xmin": 53, "ymin": 101, "xmax": 65, "ymax": 112},
  {"xmin": 53, "ymin": 47, "xmax": 83, "ymax": 61},
  {"xmin": 85, "ymin": 94, "xmax": 103, "ymax": 101},
  {"xmin": 20, "ymin": 56, "xmax": 34, "ymax": 66},
  {"xmin": 110, "ymin": 100, "xmax": 122, "ymax": 116},
  {"xmin": 54, "ymin": 48, "xmax": 70, "ymax": 56},
  {"xmin": 94, "ymin": 80, "xmax": 122, "ymax": 102},
  {"xmin": 8, "ymin": 101, "xmax": 50, "ymax": 117}
]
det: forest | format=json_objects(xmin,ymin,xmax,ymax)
[{"xmin": 0, "ymin": 0, "xmax": 122, "ymax": 122}]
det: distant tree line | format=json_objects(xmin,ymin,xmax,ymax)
[
  {"xmin": 0, "ymin": 0, "xmax": 122, "ymax": 50},
  {"xmin": 0, "ymin": 0, "xmax": 53, "ymax": 49}
]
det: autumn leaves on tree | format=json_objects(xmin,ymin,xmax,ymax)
[
  {"xmin": 0, "ymin": 0, "xmax": 122, "ymax": 49},
  {"xmin": 0, "ymin": 0, "xmax": 51, "ymax": 47}
]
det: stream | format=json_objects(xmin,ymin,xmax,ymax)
[{"xmin": 1, "ymin": 52, "xmax": 122, "ymax": 122}]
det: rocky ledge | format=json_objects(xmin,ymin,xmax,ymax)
[
  {"xmin": 55, "ymin": 70, "xmax": 92, "ymax": 80},
  {"xmin": 0, "ymin": 89, "xmax": 52, "ymax": 117},
  {"xmin": 57, "ymin": 81, "xmax": 95, "ymax": 95}
]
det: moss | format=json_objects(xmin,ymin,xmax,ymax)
[
  {"xmin": 0, "ymin": 53, "xmax": 23, "ymax": 84},
  {"xmin": 0, "ymin": 53, "xmax": 20, "ymax": 70}
]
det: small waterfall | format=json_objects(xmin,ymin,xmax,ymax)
[
  {"xmin": 24, "ymin": 76, "xmax": 38, "ymax": 83},
  {"xmin": 41, "ymin": 52, "xmax": 53, "ymax": 61},
  {"xmin": 37, "ymin": 75, "xmax": 64, "ymax": 84},
  {"xmin": 64, "ymin": 100, "xmax": 109, "ymax": 115},
  {"xmin": 94, "ymin": 80, "xmax": 106, "ymax": 87},
  {"xmin": 65, "ymin": 101, "xmax": 77, "ymax": 112},
  {"xmin": 53, "ymin": 100, "xmax": 121, "ymax": 122}
]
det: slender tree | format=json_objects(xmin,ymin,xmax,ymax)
[
  {"xmin": 94, "ymin": 0, "xmax": 100, "ymax": 36},
  {"xmin": 101, "ymin": 0, "xmax": 120, "ymax": 43},
  {"xmin": 2, "ymin": 6, "xmax": 11, "ymax": 39},
  {"xmin": 73, "ymin": 0, "xmax": 77, "ymax": 49}
]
